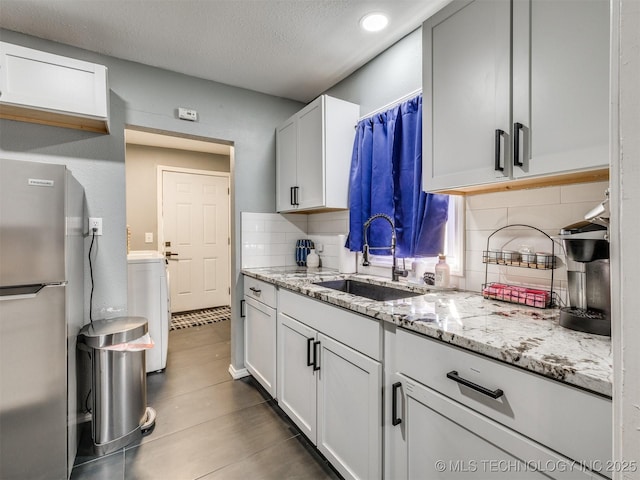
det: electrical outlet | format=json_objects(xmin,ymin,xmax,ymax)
[
  {"xmin": 89, "ymin": 217, "xmax": 103, "ymax": 236},
  {"xmin": 145, "ymin": 232, "xmax": 153, "ymax": 243}
]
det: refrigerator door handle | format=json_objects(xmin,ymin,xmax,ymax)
[
  {"xmin": 0, "ymin": 284, "xmax": 46, "ymax": 300},
  {"xmin": 0, "ymin": 293, "xmax": 38, "ymax": 301}
]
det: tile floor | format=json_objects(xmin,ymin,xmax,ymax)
[{"xmin": 71, "ymin": 320, "xmax": 341, "ymax": 480}]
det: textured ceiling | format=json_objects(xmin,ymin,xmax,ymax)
[{"xmin": 0, "ymin": 0, "xmax": 449, "ymax": 103}]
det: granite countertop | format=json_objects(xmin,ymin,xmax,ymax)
[{"xmin": 242, "ymin": 266, "xmax": 613, "ymax": 397}]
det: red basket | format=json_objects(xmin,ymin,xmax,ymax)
[{"xmin": 482, "ymin": 283, "xmax": 551, "ymax": 309}]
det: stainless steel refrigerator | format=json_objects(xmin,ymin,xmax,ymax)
[{"xmin": 0, "ymin": 158, "xmax": 85, "ymax": 479}]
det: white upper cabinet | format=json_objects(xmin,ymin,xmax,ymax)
[
  {"xmin": 276, "ymin": 95, "xmax": 359, "ymax": 213},
  {"xmin": 422, "ymin": 0, "xmax": 609, "ymax": 193},
  {"xmin": 511, "ymin": 0, "xmax": 609, "ymax": 179},
  {"xmin": 0, "ymin": 42, "xmax": 109, "ymax": 133},
  {"xmin": 424, "ymin": 0, "xmax": 512, "ymax": 191}
]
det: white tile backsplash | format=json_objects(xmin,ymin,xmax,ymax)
[
  {"xmin": 466, "ymin": 207, "xmax": 508, "ymax": 231},
  {"xmin": 466, "ymin": 186, "xmax": 562, "ymax": 210},
  {"xmin": 241, "ymin": 210, "xmax": 349, "ymax": 269},
  {"xmin": 307, "ymin": 211, "xmax": 349, "ymax": 234},
  {"xmin": 560, "ymin": 182, "xmax": 609, "ymax": 204},
  {"xmin": 464, "ymin": 181, "xmax": 608, "ymax": 295},
  {"xmin": 241, "ymin": 212, "xmax": 308, "ymax": 268},
  {"xmin": 242, "ymin": 181, "xmax": 607, "ymax": 298},
  {"xmin": 505, "ymin": 202, "xmax": 600, "ymax": 230}
]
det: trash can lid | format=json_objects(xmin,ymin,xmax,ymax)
[{"xmin": 78, "ymin": 316, "xmax": 148, "ymax": 348}]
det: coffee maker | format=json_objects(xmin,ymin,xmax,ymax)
[{"xmin": 558, "ymin": 194, "xmax": 611, "ymax": 336}]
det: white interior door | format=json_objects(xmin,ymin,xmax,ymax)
[{"xmin": 162, "ymin": 170, "xmax": 229, "ymax": 312}]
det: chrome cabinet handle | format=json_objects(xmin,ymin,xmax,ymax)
[{"xmin": 446, "ymin": 370, "xmax": 504, "ymax": 399}]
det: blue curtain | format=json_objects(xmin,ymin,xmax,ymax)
[{"xmin": 347, "ymin": 95, "xmax": 449, "ymax": 257}]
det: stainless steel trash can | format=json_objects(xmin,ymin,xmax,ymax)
[{"xmin": 78, "ymin": 316, "xmax": 154, "ymax": 456}]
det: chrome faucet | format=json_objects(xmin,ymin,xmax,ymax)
[{"xmin": 362, "ymin": 213, "xmax": 408, "ymax": 282}]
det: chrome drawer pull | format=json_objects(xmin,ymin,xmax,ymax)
[{"xmin": 446, "ymin": 370, "xmax": 504, "ymax": 399}]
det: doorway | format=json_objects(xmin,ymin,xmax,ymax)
[
  {"xmin": 160, "ymin": 167, "xmax": 230, "ymax": 311},
  {"xmin": 124, "ymin": 127, "xmax": 232, "ymax": 315}
]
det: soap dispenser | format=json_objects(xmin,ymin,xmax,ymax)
[
  {"xmin": 435, "ymin": 254, "xmax": 450, "ymax": 288},
  {"xmin": 306, "ymin": 249, "xmax": 320, "ymax": 270}
]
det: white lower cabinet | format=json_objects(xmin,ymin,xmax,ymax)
[
  {"xmin": 389, "ymin": 373, "xmax": 593, "ymax": 479},
  {"xmin": 317, "ymin": 334, "xmax": 381, "ymax": 480},
  {"xmin": 277, "ymin": 290, "xmax": 382, "ymax": 480},
  {"xmin": 243, "ymin": 278, "xmax": 277, "ymax": 397},
  {"xmin": 277, "ymin": 313, "xmax": 317, "ymax": 440},
  {"xmin": 386, "ymin": 328, "xmax": 611, "ymax": 480},
  {"xmin": 244, "ymin": 279, "xmax": 610, "ymax": 480}
]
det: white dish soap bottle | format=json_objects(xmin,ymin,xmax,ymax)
[
  {"xmin": 435, "ymin": 254, "xmax": 450, "ymax": 288},
  {"xmin": 306, "ymin": 248, "xmax": 320, "ymax": 270}
]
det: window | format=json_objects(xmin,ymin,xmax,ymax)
[
  {"xmin": 347, "ymin": 94, "xmax": 461, "ymax": 278},
  {"xmin": 360, "ymin": 195, "xmax": 464, "ymax": 277}
]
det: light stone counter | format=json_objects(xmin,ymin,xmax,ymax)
[{"xmin": 242, "ymin": 266, "xmax": 613, "ymax": 397}]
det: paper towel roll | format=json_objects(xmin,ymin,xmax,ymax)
[{"xmin": 337, "ymin": 234, "xmax": 356, "ymax": 274}]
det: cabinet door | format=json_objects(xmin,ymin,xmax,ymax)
[
  {"xmin": 317, "ymin": 333, "xmax": 382, "ymax": 480},
  {"xmin": 0, "ymin": 42, "xmax": 109, "ymax": 133},
  {"xmin": 277, "ymin": 312, "xmax": 317, "ymax": 441},
  {"xmin": 512, "ymin": 0, "xmax": 609, "ymax": 178},
  {"xmin": 389, "ymin": 374, "xmax": 594, "ymax": 479},
  {"xmin": 296, "ymin": 97, "xmax": 325, "ymax": 210},
  {"xmin": 244, "ymin": 297, "xmax": 277, "ymax": 397},
  {"xmin": 423, "ymin": 0, "xmax": 511, "ymax": 192},
  {"xmin": 276, "ymin": 116, "xmax": 297, "ymax": 212}
]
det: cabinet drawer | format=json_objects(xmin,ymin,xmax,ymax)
[
  {"xmin": 396, "ymin": 328, "xmax": 611, "ymax": 472},
  {"xmin": 243, "ymin": 277, "xmax": 276, "ymax": 308},
  {"xmin": 279, "ymin": 289, "xmax": 381, "ymax": 361}
]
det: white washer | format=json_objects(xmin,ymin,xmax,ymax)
[{"xmin": 127, "ymin": 251, "xmax": 170, "ymax": 373}]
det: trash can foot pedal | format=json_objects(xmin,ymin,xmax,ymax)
[{"xmin": 141, "ymin": 406, "xmax": 156, "ymax": 435}]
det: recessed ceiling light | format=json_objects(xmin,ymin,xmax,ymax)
[{"xmin": 360, "ymin": 13, "xmax": 389, "ymax": 32}]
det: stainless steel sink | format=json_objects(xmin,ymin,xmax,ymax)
[{"xmin": 314, "ymin": 279, "xmax": 421, "ymax": 302}]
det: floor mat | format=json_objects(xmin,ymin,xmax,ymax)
[{"xmin": 170, "ymin": 306, "xmax": 230, "ymax": 330}]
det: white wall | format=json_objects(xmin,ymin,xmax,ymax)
[{"xmin": 326, "ymin": 28, "xmax": 422, "ymax": 116}]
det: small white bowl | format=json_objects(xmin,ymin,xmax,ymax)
[
  {"xmin": 501, "ymin": 250, "xmax": 520, "ymax": 263},
  {"xmin": 535, "ymin": 252, "xmax": 554, "ymax": 267}
]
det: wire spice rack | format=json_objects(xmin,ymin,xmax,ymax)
[{"xmin": 482, "ymin": 224, "xmax": 559, "ymax": 309}]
